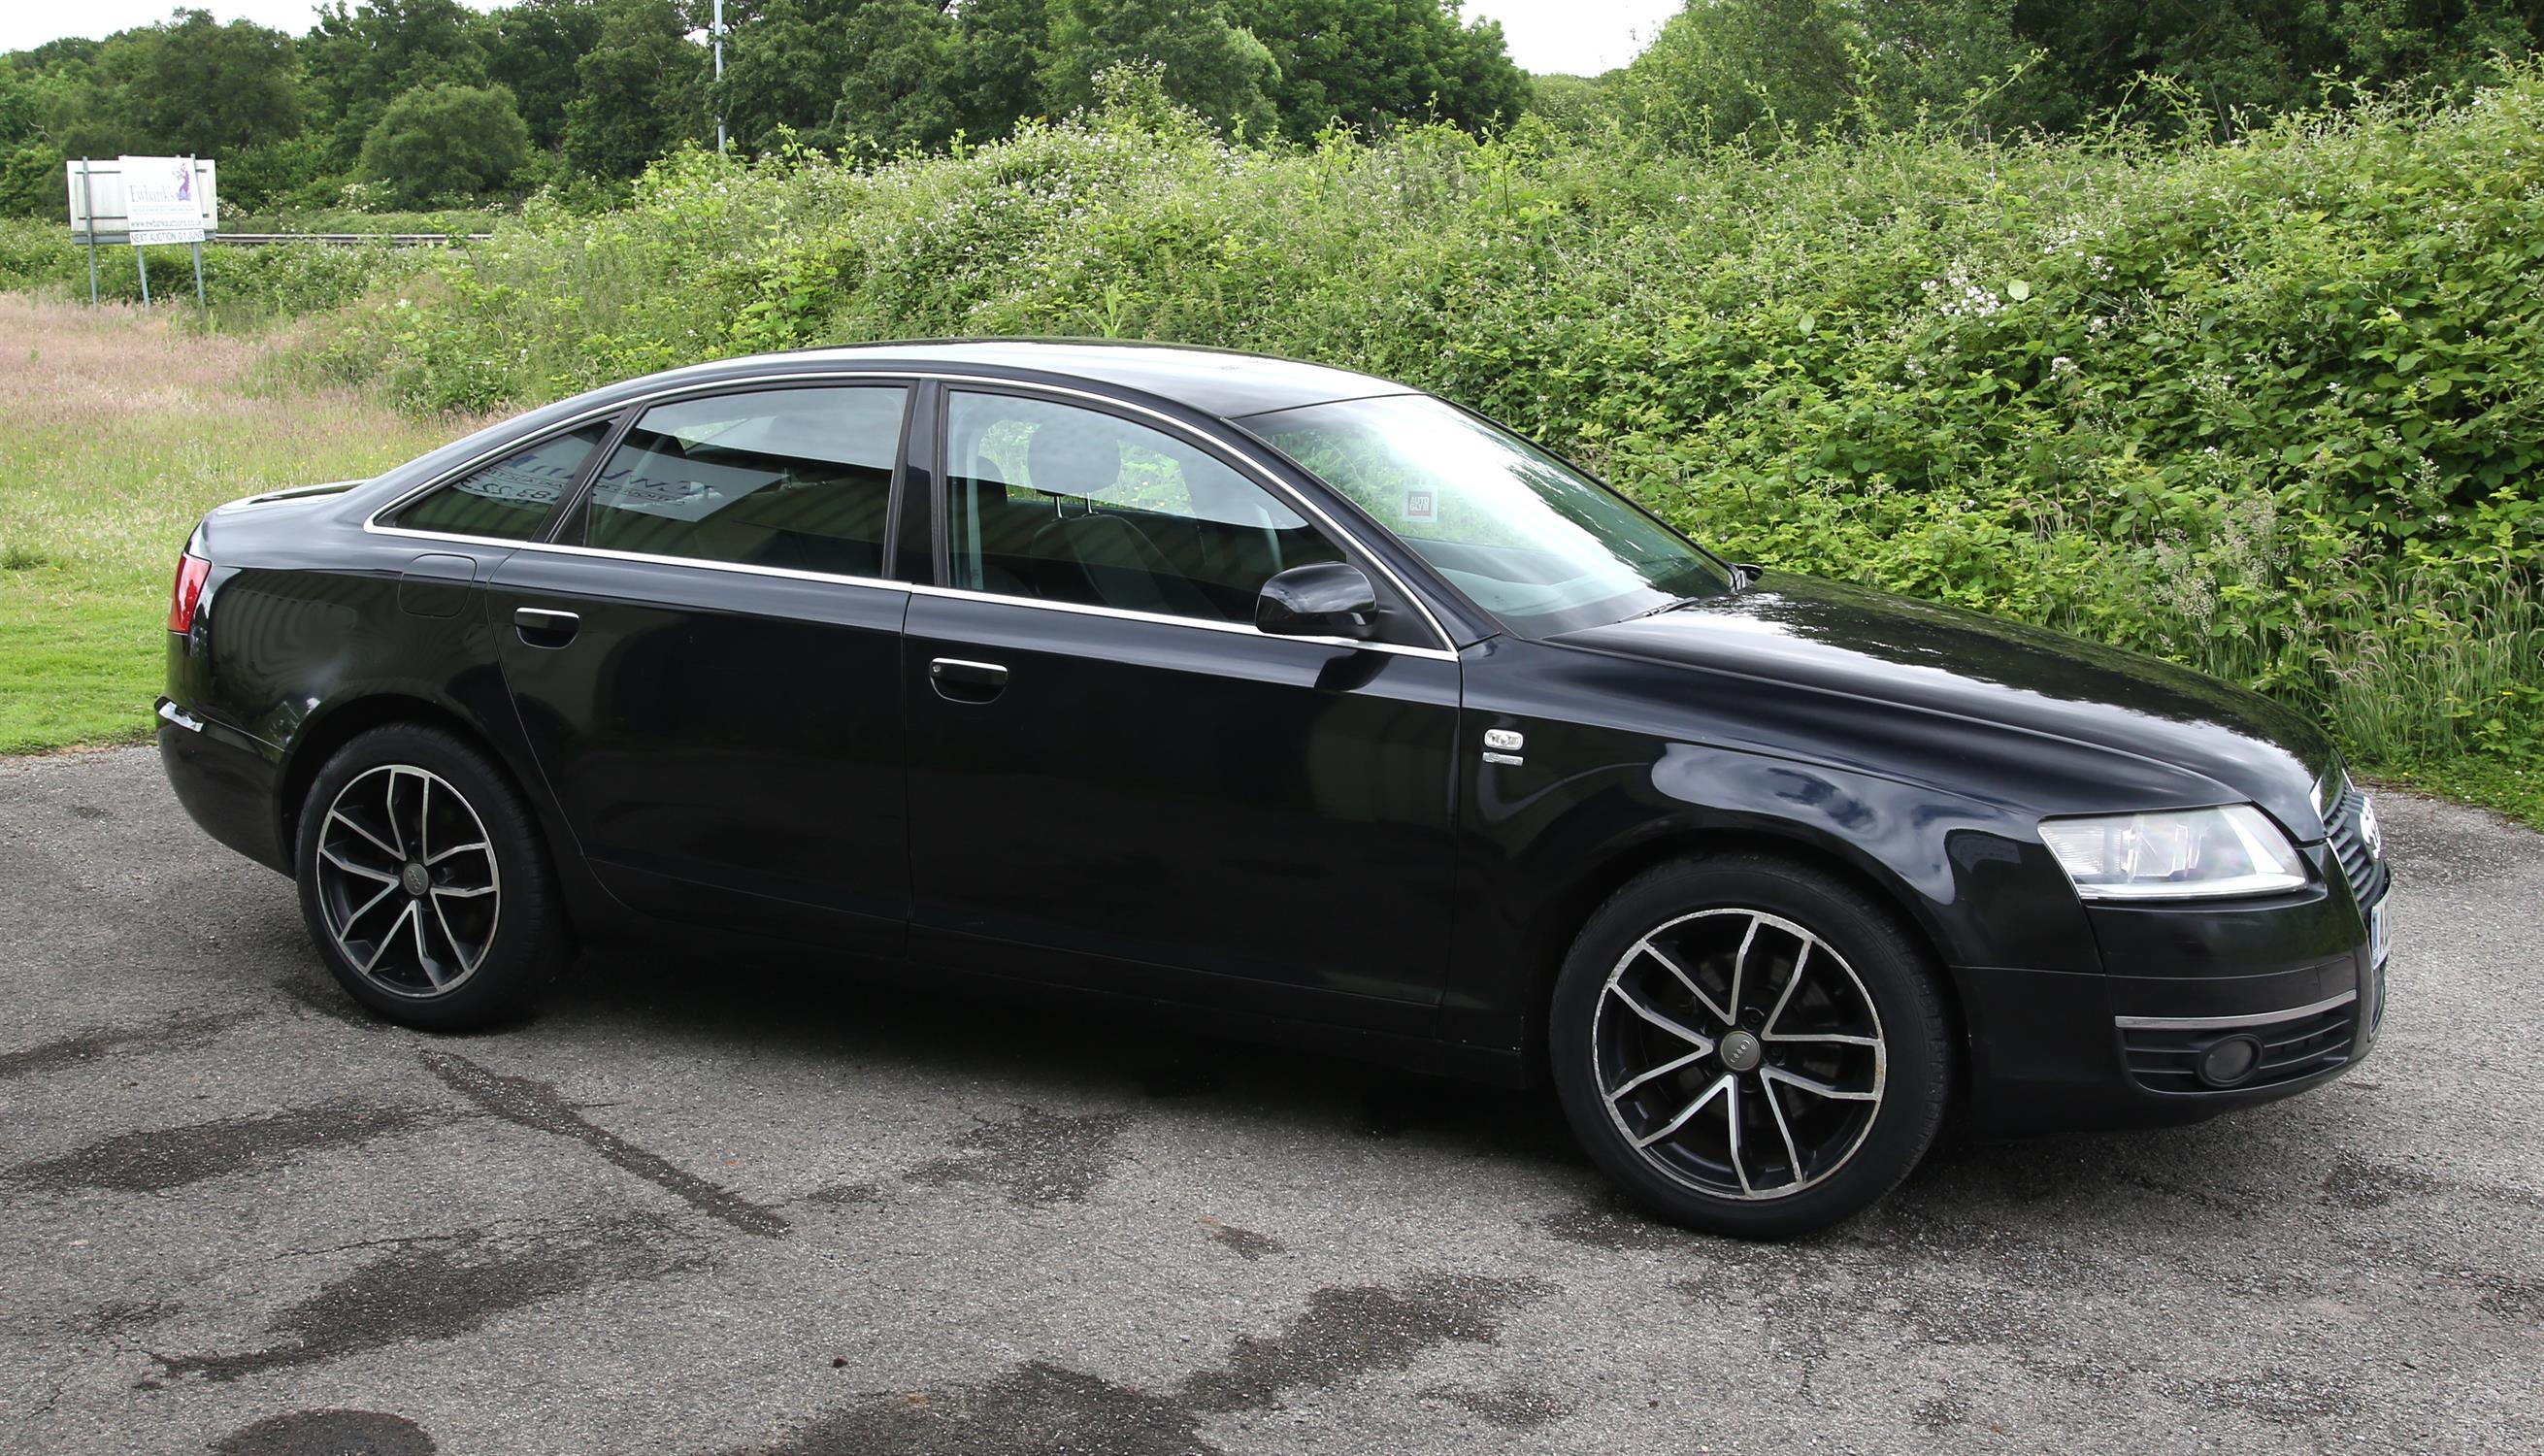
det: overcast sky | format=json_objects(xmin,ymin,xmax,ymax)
[{"xmin": 0, "ymin": 0, "xmax": 1676, "ymax": 77}]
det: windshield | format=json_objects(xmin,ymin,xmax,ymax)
[{"xmin": 1245, "ymin": 394, "xmax": 1731, "ymax": 636}]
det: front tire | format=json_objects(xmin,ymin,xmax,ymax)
[
  {"xmin": 1549, "ymin": 853, "xmax": 1952, "ymax": 1238},
  {"xmin": 293, "ymin": 722, "xmax": 566, "ymax": 1030}
]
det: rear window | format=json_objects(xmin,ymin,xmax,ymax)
[
  {"xmin": 386, "ymin": 423, "xmax": 611, "ymax": 542},
  {"xmin": 573, "ymin": 385, "xmax": 909, "ymax": 579}
]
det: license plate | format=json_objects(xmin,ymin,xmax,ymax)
[{"xmin": 2369, "ymin": 900, "xmax": 2390, "ymax": 969}]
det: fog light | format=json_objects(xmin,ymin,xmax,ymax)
[{"xmin": 2197, "ymin": 1034, "xmax": 2263, "ymax": 1087}]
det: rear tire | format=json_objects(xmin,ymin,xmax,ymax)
[
  {"xmin": 293, "ymin": 722, "xmax": 566, "ymax": 1030},
  {"xmin": 1549, "ymin": 853, "xmax": 1952, "ymax": 1238}
]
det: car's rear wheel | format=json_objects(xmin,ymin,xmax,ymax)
[
  {"xmin": 294, "ymin": 723, "xmax": 565, "ymax": 1030},
  {"xmin": 1549, "ymin": 853, "xmax": 1952, "ymax": 1238}
]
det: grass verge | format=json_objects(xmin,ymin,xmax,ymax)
[
  {"xmin": 2372, "ymin": 756, "xmax": 2544, "ymax": 833},
  {"xmin": 0, "ymin": 294, "xmax": 474, "ymax": 753}
]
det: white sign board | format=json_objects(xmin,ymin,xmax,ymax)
[
  {"xmin": 121, "ymin": 156, "xmax": 206, "ymax": 245},
  {"xmin": 64, "ymin": 157, "xmax": 219, "ymax": 245}
]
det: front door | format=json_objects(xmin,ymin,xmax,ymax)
[
  {"xmin": 905, "ymin": 387, "xmax": 1462, "ymax": 1013},
  {"xmin": 488, "ymin": 381, "xmax": 916, "ymax": 954}
]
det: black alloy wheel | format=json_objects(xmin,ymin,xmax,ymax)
[
  {"xmin": 1550, "ymin": 853, "xmax": 1953, "ymax": 1238},
  {"xmin": 294, "ymin": 722, "xmax": 566, "ymax": 1029}
]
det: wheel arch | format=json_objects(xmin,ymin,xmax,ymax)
[
  {"xmin": 1520, "ymin": 823, "xmax": 1972, "ymax": 1101},
  {"xmin": 276, "ymin": 692, "xmax": 534, "ymax": 876}
]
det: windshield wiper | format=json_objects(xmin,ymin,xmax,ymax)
[{"xmin": 1630, "ymin": 595, "xmax": 1705, "ymax": 620}]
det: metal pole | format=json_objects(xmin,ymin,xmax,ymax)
[
  {"xmin": 184, "ymin": 154, "xmax": 205, "ymax": 312},
  {"xmin": 79, "ymin": 158, "xmax": 98, "ymax": 306},
  {"xmin": 136, "ymin": 243, "xmax": 150, "ymax": 308},
  {"xmin": 713, "ymin": 0, "xmax": 727, "ymax": 153}
]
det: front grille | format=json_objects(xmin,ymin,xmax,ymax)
[
  {"xmin": 2323, "ymin": 777, "xmax": 2389, "ymax": 910},
  {"xmin": 2119, "ymin": 998, "xmax": 2357, "ymax": 1094}
]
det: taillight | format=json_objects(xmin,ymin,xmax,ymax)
[{"xmin": 168, "ymin": 551, "xmax": 211, "ymax": 633}]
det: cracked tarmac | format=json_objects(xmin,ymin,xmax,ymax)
[{"xmin": 3, "ymin": 746, "xmax": 2539, "ymax": 1452}]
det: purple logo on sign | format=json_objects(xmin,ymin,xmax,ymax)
[{"xmin": 174, "ymin": 161, "xmax": 192, "ymax": 202}]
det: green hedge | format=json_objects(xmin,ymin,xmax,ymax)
[
  {"xmin": 0, "ymin": 218, "xmax": 429, "ymax": 318},
  {"xmin": 242, "ymin": 75, "xmax": 2544, "ymax": 808}
]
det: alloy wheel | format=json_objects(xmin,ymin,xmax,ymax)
[
  {"xmin": 1591, "ymin": 909, "xmax": 1887, "ymax": 1200},
  {"xmin": 312, "ymin": 763, "xmax": 501, "ymax": 998}
]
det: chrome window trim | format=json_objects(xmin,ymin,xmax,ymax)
[
  {"xmin": 361, "ymin": 367, "xmax": 1459, "ymax": 654},
  {"xmin": 2112, "ymin": 990, "xmax": 2358, "ymax": 1032}
]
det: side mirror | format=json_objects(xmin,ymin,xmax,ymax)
[{"xmin": 1256, "ymin": 561, "xmax": 1380, "ymax": 641}]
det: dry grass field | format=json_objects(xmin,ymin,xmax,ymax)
[{"xmin": 0, "ymin": 298, "xmax": 480, "ymax": 752}]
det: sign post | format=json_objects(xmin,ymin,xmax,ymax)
[{"xmin": 77, "ymin": 158, "xmax": 99, "ymax": 305}]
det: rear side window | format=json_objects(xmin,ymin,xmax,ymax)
[
  {"xmin": 577, "ymin": 385, "xmax": 909, "ymax": 579},
  {"xmin": 386, "ymin": 422, "xmax": 610, "ymax": 541}
]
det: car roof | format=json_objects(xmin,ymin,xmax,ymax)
[{"xmin": 647, "ymin": 339, "xmax": 1413, "ymax": 419}]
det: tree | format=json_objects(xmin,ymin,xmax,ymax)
[
  {"xmin": 482, "ymin": 0, "xmax": 609, "ymax": 151},
  {"xmin": 0, "ymin": 65, "xmax": 54, "ymax": 215},
  {"xmin": 2006, "ymin": 0, "xmax": 2541, "ymax": 131},
  {"xmin": 564, "ymin": 0, "xmax": 706, "ymax": 177},
  {"xmin": 947, "ymin": 0, "xmax": 1049, "ymax": 140},
  {"xmin": 1041, "ymin": 0, "xmax": 1282, "ymax": 136},
  {"xmin": 357, "ymin": 82, "xmax": 529, "ymax": 205},
  {"xmin": 1233, "ymin": 0, "xmax": 1527, "ymax": 138},
  {"xmin": 831, "ymin": 0, "xmax": 963, "ymax": 152},
  {"xmin": 1525, "ymin": 72, "xmax": 1608, "ymax": 136},
  {"xmin": 1616, "ymin": 0, "xmax": 2050, "ymax": 146},
  {"xmin": 1615, "ymin": 0, "xmax": 1847, "ymax": 144},
  {"xmin": 2, "ymin": 12, "xmax": 304, "ymax": 162},
  {"xmin": 306, "ymin": 0, "xmax": 493, "ymax": 169},
  {"xmin": 95, "ymin": 11, "xmax": 303, "ymax": 156},
  {"xmin": 718, "ymin": 0, "xmax": 873, "ymax": 149},
  {"xmin": 0, "ymin": 61, "xmax": 41, "ymax": 148}
]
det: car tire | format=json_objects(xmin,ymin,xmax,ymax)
[
  {"xmin": 292, "ymin": 722, "xmax": 567, "ymax": 1031},
  {"xmin": 1549, "ymin": 852, "xmax": 1952, "ymax": 1238}
]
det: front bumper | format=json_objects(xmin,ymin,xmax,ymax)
[{"xmin": 1955, "ymin": 839, "xmax": 2390, "ymax": 1133}]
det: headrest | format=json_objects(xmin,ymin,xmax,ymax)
[{"xmin": 1025, "ymin": 416, "xmax": 1123, "ymax": 499}]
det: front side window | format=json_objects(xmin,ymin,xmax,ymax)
[
  {"xmin": 577, "ymin": 385, "xmax": 909, "ymax": 579},
  {"xmin": 944, "ymin": 390, "xmax": 1345, "ymax": 623},
  {"xmin": 1246, "ymin": 394, "xmax": 1731, "ymax": 635},
  {"xmin": 387, "ymin": 422, "xmax": 610, "ymax": 541}
]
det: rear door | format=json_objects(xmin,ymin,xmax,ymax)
[{"xmin": 486, "ymin": 381, "xmax": 917, "ymax": 954}]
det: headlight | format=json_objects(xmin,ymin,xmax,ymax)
[{"xmin": 2038, "ymin": 805, "xmax": 2309, "ymax": 900}]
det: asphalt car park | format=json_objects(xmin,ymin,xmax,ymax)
[{"xmin": 4, "ymin": 746, "xmax": 2539, "ymax": 1453}]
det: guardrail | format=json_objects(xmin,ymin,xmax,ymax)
[{"xmin": 212, "ymin": 232, "xmax": 495, "ymax": 247}]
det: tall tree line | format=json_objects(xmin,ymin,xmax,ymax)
[
  {"xmin": 1600, "ymin": 0, "xmax": 2544, "ymax": 146},
  {"xmin": 5, "ymin": 1, "xmax": 2537, "ymax": 218},
  {"xmin": 0, "ymin": 0, "xmax": 1527, "ymax": 214}
]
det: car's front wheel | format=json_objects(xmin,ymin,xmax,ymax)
[
  {"xmin": 293, "ymin": 722, "xmax": 566, "ymax": 1030},
  {"xmin": 1549, "ymin": 853, "xmax": 1952, "ymax": 1238}
]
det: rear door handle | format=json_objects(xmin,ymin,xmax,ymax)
[
  {"xmin": 513, "ymin": 607, "xmax": 580, "ymax": 645},
  {"xmin": 928, "ymin": 657, "xmax": 1008, "ymax": 702}
]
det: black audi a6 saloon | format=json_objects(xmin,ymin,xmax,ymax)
[{"xmin": 157, "ymin": 341, "xmax": 2392, "ymax": 1236}]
